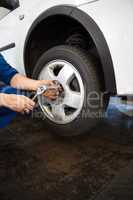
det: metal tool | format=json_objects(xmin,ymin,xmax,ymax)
[
  {"xmin": 32, "ymin": 81, "xmax": 63, "ymax": 102},
  {"xmin": 32, "ymin": 85, "xmax": 48, "ymax": 101},
  {"xmin": 24, "ymin": 84, "xmax": 55, "ymax": 114},
  {"xmin": 0, "ymin": 43, "xmax": 15, "ymax": 53}
]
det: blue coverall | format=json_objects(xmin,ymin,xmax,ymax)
[{"xmin": 0, "ymin": 54, "xmax": 24, "ymax": 128}]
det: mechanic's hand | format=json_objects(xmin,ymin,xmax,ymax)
[
  {"xmin": 36, "ymin": 80, "xmax": 56, "ymax": 88},
  {"xmin": 1, "ymin": 94, "xmax": 35, "ymax": 113},
  {"xmin": 36, "ymin": 80, "xmax": 62, "ymax": 100},
  {"xmin": 43, "ymin": 88, "xmax": 60, "ymax": 101}
]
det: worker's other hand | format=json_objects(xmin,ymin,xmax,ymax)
[{"xmin": 1, "ymin": 94, "xmax": 35, "ymax": 113}]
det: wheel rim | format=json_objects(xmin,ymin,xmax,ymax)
[{"xmin": 38, "ymin": 60, "xmax": 85, "ymax": 124}]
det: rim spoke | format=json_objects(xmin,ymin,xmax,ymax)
[
  {"xmin": 52, "ymin": 104, "xmax": 66, "ymax": 121},
  {"xmin": 57, "ymin": 64, "xmax": 75, "ymax": 85},
  {"xmin": 64, "ymin": 90, "xmax": 82, "ymax": 109},
  {"xmin": 39, "ymin": 67, "xmax": 55, "ymax": 80}
]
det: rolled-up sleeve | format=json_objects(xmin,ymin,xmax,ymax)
[{"xmin": 0, "ymin": 54, "xmax": 18, "ymax": 85}]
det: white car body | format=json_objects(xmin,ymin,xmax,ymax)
[{"xmin": 0, "ymin": 0, "xmax": 133, "ymax": 95}]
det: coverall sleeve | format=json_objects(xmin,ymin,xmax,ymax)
[{"xmin": 0, "ymin": 54, "xmax": 18, "ymax": 85}]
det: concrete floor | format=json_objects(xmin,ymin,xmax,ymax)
[{"xmin": 0, "ymin": 98, "xmax": 133, "ymax": 200}]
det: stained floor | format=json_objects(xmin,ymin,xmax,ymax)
[{"xmin": 0, "ymin": 98, "xmax": 133, "ymax": 200}]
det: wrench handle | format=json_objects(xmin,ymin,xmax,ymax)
[{"xmin": 32, "ymin": 94, "xmax": 38, "ymax": 101}]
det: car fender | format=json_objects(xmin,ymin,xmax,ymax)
[{"xmin": 24, "ymin": 5, "xmax": 116, "ymax": 94}]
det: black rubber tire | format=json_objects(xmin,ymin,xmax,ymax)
[{"xmin": 33, "ymin": 45, "xmax": 108, "ymax": 136}]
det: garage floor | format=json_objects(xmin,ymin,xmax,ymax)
[{"xmin": 0, "ymin": 99, "xmax": 133, "ymax": 200}]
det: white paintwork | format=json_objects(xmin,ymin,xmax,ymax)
[
  {"xmin": 79, "ymin": 0, "xmax": 133, "ymax": 95},
  {"xmin": 0, "ymin": 8, "xmax": 10, "ymax": 20},
  {"xmin": 0, "ymin": 0, "xmax": 133, "ymax": 95}
]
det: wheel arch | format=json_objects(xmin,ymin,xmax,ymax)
[{"xmin": 24, "ymin": 5, "xmax": 116, "ymax": 94}]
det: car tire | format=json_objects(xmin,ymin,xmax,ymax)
[{"xmin": 32, "ymin": 45, "xmax": 108, "ymax": 136}]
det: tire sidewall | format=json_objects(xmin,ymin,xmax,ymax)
[{"xmin": 32, "ymin": 46, "xmax": 103, "ymax": 136}]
